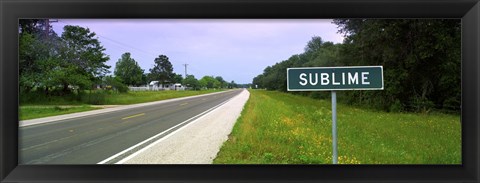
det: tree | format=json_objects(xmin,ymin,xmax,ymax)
[
  {"xmin": 215, "ymin": 76, "xmax": 226, "ymax": 88},
  {"xmin": 199, "ymin": 76, "xmax": 220, "ymax": 89},
  {"xmin": 61, "ymin": 25, "xmax": 110, "ymax": 78},
  {"xmin": 252, "ymin": 74, "xmax": 264, "ymax": 89},
  {"xmin": 141, "ymin": 73, "xmax": 148, "ymax": 86},
  {"xmin": 19, "ymin": 21, "xmax": 113, "ymax": 105},
  {"xmin": 228, "ymin": 80, "xmax": 237, "ymax": 88},
  {"xmin": 114, "ymin": 52, "xmax": 144, "ymax": 86},
  {"xmin": 19, "ymin": 19, "xmax": 56, "ymax": 39},
  {"xmin": 252, "ymin": 20, "xmax": 461, "ymax": 113},
  {"xmin": 172, "ymin": 74, "xmax": 184, "ymax": 84},
  {"xmin": 103, "ymin": 76, "xmax": 128, "ymax": 93},
  {"xmin": 19, "ymin": 19, "xmax": 61, "ymax": 94},
  {"xmin": 19, "ymin": 19, "xmax": 43, "ymax": 35},
  {"xmin": 60, "ymin": 25, "xmax": 110, "ymax": 92},
  {"xmin": 304, "ymin": 36, "xmax": 324, "ymax": 53},
  {"xmin": 333, "ymin": 19, "xmax": 461, "ymax": 112},
  {"xmin": 19, "ymin": 21, "xmax": 103, "ymax": 96},
  {"xmin": 19, "ymin": 31, "xmax": 49, "ymax": 93},
  {"xmin": 183, "ymin": 75, "xmax": 200, "ymax": 90},
  {"xmin": 149, "ymin": 55, "xmax": 174, "ymax": 86}
]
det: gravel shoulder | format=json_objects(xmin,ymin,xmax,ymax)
[{"xmin": 123, "ymin": 89, "xmax": 250, "ymax": 164}]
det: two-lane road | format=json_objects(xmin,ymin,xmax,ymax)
[{"xmin": 19, "ymin": 89, "xmax": 243, "ymax": 164}]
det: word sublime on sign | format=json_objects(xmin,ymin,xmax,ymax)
[
  {"xmin": 298, "ymin": 72, "xmax": 370, "ymax": 86},
  {"xmin": 287, "ymin": 66, "xmax": 383, "ymax": 91}
]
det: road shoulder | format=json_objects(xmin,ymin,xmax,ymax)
[{"xmin": 123, "ymin": 89, "xmax": 250, "ymax": 164}]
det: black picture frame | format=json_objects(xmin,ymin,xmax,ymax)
[{"xmin": 1, "ymin": 0, "xmax": 479, "ymax": 182}]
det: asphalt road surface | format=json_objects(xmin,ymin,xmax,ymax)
[{"xmin": 19, "ymin": 89, "xmax": 243, "ymax": 164}]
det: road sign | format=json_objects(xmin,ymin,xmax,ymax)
[
  {"xmin": 287, "ymin": 66, "xmax": 384, "ymax": 164},
  {"xmin": 287, "ymin": 66, "xmax": 383, "ymax": 91}
]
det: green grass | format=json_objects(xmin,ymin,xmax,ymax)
[
  {"xmin": 21, "ymin": 89, "xmax": 223, "ymax": 106},
  {"xmin": 19, "ymin": 105, "xmax": 100, "ymax": 120},
  {"xmin": 102, "ymin": 90, "xmax": 223, "ymax": 105},
  {"xmin": 213, "ymin": 90, "xmax": 461, "ymax": 164}
]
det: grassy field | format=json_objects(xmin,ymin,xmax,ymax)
[
  {"xmin": 101, "ymin": 90, "xmax": 222, "ymax": 105},
  {"xmin": 20, "ymin": 89, "xmax": 223, "ymax": 120},
  {"xmin": 21, "ymin": 89, "xmax": 224, "ymax": 106},
  {"xmin": 19, "ymin": 105, "xmax": 100, "ymax": 120},
  {"xmin": 214, "ymin": 90, "xmax": 461, "ymax": 164}
]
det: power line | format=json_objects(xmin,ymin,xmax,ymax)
[
  {"xmin": 55, "ymin": 20, "xmax": 193, "ymax": 76},
  {"xmin": 56, "ymin": 20, "xmax": 158, "ymax": 58},
  {"xmin": 99, "ymin": 35, "xmax": 158, "ymax": 57}
]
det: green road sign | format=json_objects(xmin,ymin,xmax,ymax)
[{"xmin": 287, "ymin": 66, "xmax": 384, "ymax": 91}]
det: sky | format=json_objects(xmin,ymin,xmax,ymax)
[{"xmin": 52, "ymin": 19, "xmax": 344, "ymax": 84}]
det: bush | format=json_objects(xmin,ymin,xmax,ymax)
[
  {"xmin": 81, "ymin": 91, "xmax": 106, "ymax": 105},
  {"xmin": 115, "ymin": 84, "xmax": 129, "ymax": 93},
  {"xmin": 20, "ymin": 89, "xmax": 83, "ymax": 105},
  {"xmin": 443, "ymin": 97, "xmax": 460, "ymax": 111},
  {"xmin": 411, "ymin": 97, "xmax": 435, "ymax": 113},
  {"xmin": 104, "ymin": 76, "xmax": 129, "ymax": 93},
  {"xmin": 54, "ymin": 106, "xmax": 66, "ymax": 111},
  {"xmin": 389, "ymin": 99, "xmax": 403, "ymax": 113}
]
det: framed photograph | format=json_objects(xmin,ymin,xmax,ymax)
[{"xmin": 1, "ymin": 0, "xmax": 479, "ymax": 182}]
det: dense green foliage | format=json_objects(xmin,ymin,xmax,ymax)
[
  {"xmin": 19, "ymin": 20, "xmax": 110, "ymax": 98},
  {"xmin": 171, "ymin": 74, "xmax": 184, "ymax": 84},
  {"xmin": 215, "ymin": 76, "xmax": 227, "ymax": 88},
  {"xmin": 214, "ymin": 90, "xmax": 460, "ymax": 164},
  {"xmin": 19, "ymin": 19, "xmax": 236, "ymax": 106},
  {"xmin": 253, "ymin": 19, "xmax": 461, "ymax": 112},
  {"xmin": 199, "ymin": 76, "xmax": 221, "ymax": 89},
  {"xmin": 228, "ymin": 80, "xmax": 238, "ymax": 89},
  {"xmin": 149, "ymin": 55, "xmax": 175, "ymax": 86},
  {"xmin": 102, "ymin": 76, "xmax": 129, "ymax": 93},
  {"xmin": 182, "ymin": 75, "xmax": 200, "ymax": 90},
  {"xmin": 114, "ymin": 52, "xmax": 144, "ymax": 86}
]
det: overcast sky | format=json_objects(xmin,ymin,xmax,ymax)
[{"xmin": 52, "ymin": 19, "xmax": 344, "ymax": 84}]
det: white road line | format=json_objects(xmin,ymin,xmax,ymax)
[{"xmin": 97, "ymin": 92, "xmax": 240, "ymax": 164}]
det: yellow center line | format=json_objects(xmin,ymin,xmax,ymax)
[
  {"xmin": 122, "ymin": 113, "xmax": 145, "ymax": 120},
  {"xmin": 180, "ymin": 102, "xmax": 188, "ymax": 106}
]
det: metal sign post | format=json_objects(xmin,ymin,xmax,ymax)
[
  {"xmin": 331, "ymin": 91, "xmax": 338, "ymax": 164},
  {"xmin": 287, "ymin": 66, "xmax": 384, "ymax": 164}
]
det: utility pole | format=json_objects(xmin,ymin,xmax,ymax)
[
  {"xmin": 182, "ymin": 64, "xmax": 189, "ymax": 78},
  {"xmin": 45, "ymin": 19, "xmax": 58, "ymax": 38}
]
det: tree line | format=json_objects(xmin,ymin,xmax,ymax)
[
  {"xmin": 114, "ymin": 51, "xmax": 238, "ymax": 90},
  {"xmin": 19, "ymin": 19, "xmax": 237, "ymax": 104},
  {"xmin": 253, "ymin": 19, "xmax": 461, "ymax": 113}
]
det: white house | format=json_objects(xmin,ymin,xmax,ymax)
[{"xmin": 144, "ymin": 81, "xmax": 184, "ymax": 91}]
